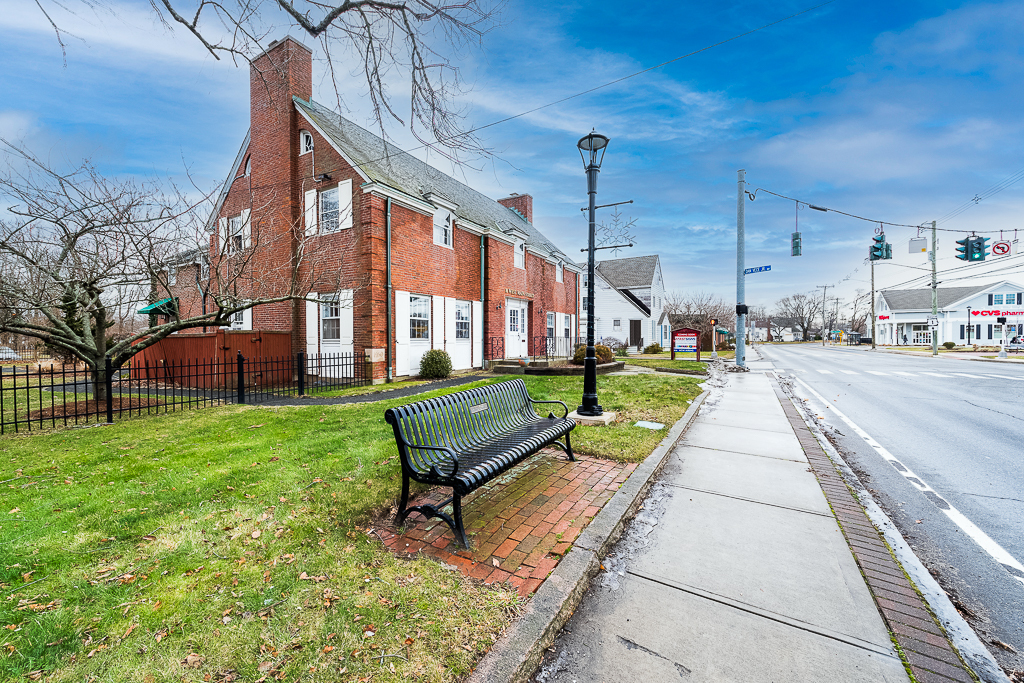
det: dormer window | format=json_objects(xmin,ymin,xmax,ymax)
[
  {"xmin": 300, "ymin": 131, "xmax": 314, "ymax": 155},
  {"xmin": 433, "ymin": 208, "xmax": 453, "ymax": 248},
  {"xmin": 514, "ymin": 240, "xmax": 525, "ymax": 269}
]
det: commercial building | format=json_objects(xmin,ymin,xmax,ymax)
[{"xmin": 875, "ymin": 281, "xmax": 1024, "ymax": 346}]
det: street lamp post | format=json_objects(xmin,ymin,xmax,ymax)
[
  {"xmin": 967, "ymin": 307, "xmax": 972, "ymax": 346},
  {"xmin": 576, "ymin": 131, "xmax": 609, "ymax": 417}
]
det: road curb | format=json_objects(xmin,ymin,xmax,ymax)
[{"xmin": 467, "ymin": 390, "xmax": 709, "ymax": 683}]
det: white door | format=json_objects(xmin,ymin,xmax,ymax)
[
  {"xmin": 505, "ymin": 298, "xmax": 529, "ymax": 358},
  {"xmin": 319, "ymin": 290, "xmax": 353, "ymax": 377}
]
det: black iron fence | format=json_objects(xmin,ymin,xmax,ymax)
[
  {"xmin": 533, "ymin": 336, "xmax": 585, "ymax": 361},
  {"xmin": 0, "ymin": 351, "xmax": 367, "ymax": 434}
]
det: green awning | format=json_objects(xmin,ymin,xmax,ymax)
[{"xmin": 138, "ymin": 297, "xmax": 178, "ymax": 315}]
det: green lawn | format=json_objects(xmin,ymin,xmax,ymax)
[
  {"xmin": 0, "ymin": 374, "xmax": 701, "ymax": 682},
  {"xmin": 623, "ymin": 358, "xmax": 707, "ymax": 374}
]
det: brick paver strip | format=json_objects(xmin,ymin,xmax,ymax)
[{"xmin": 768, "ymin": 375, "xmax": 976, "ymax": 683}]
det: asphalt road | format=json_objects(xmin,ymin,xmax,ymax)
[{"xmin": 756, "ymin": 343, "xmax": 1024, "ymax": 675}]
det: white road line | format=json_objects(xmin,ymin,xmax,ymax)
[
  {"xmin": 865, "ymin": 371, "xmax": 888, "ymax": 376},
  {"xmin": 920, "ymin": 372, "xmax": 952, "ymax": 378},
  {"xmin": 892, "ymin": 371, "xmax": 916, "ymax": 376},
  {"xmin": 793, "ymin": 377, "xmax": 1024, "ymax": 588},
  {"xmin": 817, "ymin": 369, "xmax": 833, "ymax": 374},
  {"xmin": 950, "ymin": 373, "xmax": 989, "ymax": 379},
  {"xmin": 840, "ymin": 370, "xmax": 858, "ymax": 375},
  {"xmin": 982, "ymin": 374, "xmax": 1024, "ymax": 381}
]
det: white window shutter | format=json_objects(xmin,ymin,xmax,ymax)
[
  {"xmin": 396, "ymin": 291, "xmax": 410, "ymax": 376},
  {"xmin": 444, "ymin": 297, "xmax": 456, "ymax": 350},
  {"xmin": 472, "ymin": 301, "xmax": 483, "ymax": 367},
  {"xmin": 338, "ymin": 289, "xmax": 354, "ymax": 350},
  {"xmin": 304, "ymin": 189, "xmax": 317, "ymax": 236},
  {"xmin": 571, "ymin": 314, "xmax": 576, "ymax": 339},
  {"xmin": 431, "ymin": 296, "xmax": 444, "ymax": 350},
  {"xmin": 219, "ymin": 217, "xmax": 228, "ymax": 254},
  {"xmin": 338, "ymin": 179, "xmax": 353, "ymax": 230},
  {"xmin": 241, "ymin": 209, "xmax": 251, "ymax": 249},
  {"xmin": 305, "ymin": 295, "xmax": 319, "ymax": 357}
]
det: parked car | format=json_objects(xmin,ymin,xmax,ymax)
[{"xmin": 0, "ymin": 346, "xmax": 22, "ymax": 360}]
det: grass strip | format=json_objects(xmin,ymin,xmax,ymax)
[{"xmin": 0, "ymin": 373, "xmax": 700, "ymax": 681}]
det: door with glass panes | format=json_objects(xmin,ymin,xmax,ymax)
[{"xmin": 505, "ymin": 298, "xmax": 529, "ymax": 359}]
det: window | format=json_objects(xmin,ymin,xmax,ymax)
[
  {"xmin": 434, "ymin": 208, "xmax": 453, "ymax": 247},
  {"xmin": 583, "ymin": 274, "xmax": 588, "ymax": 288},
  {"xmin": 564, "ymin": 314, "xmax": 571, "ymax": 338},
  {"xmin": 456, "ymin": 301, "xmax": 470, "ymax": 339},
  {"xmin": 228, "ymin": 215, "xmax": 243, "ymax": 253},
  {"xmin": 514, "ymin": 241, "xmax": 525, "ymax": 269},
  {"xmin": 1006, "ymin": 292, "xmax": 1017, "ymax": 304},
  {"xmin": 509, "ymin": 307, "xmax": 520, "ymax": 332},
  {"xmin": 231, "ymin": 310, "xmax": 245, "ymax": 329},
  {"xmin": 300, "ymin": 131, "xmax": 314, "ymax": 155},
  {"xmin": 994, "ymin": 294, "xmax": 1004, "ymax": 305},
  {"xmin": 556, "ymin": 262, "xmax": 563, "ymax": 283},
  {"xmin": 410, "ymin": 295, "xmax": 429, "ymax": 340},
  {"xmin": 582, "ymin": 296, "xmax": 589, "ymax": 313},
  {"xmin": 322, "ymin": 295, "xmax": 340, "ymax": 340},
  {"xmin": 547, "ymin": 312, "xmax": 555, "ymax": 338},
  {"xmin": 613, "ymin": 319, "xmax": 621, "ymax": 329},
  {"xmin": 167, "ymin": 267, "xmax": 177, "ymax": 287},
  {"xmin": 320, "ymin": 187, "xmax": 339, "ymax": 232}
]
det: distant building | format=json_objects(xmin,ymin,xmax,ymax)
[
  {"xmin": 578, "ymin": 255, "xmax": 669, "ymax": 348},
  {"xmin": 876, "ymin": 281, "xmax": 1024, "ymax": 345}
]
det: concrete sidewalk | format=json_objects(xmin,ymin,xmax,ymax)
[{"xmin": 534, "ymin": 371, "xmax": 911, "ymax": 682}]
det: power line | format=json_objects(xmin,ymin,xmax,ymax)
[{"xmin": 746, "ymin": 187, "xmax": 923, "ymax": 228}]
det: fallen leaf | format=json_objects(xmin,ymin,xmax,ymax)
[
  {"xmin": 9, "ymin": 508, "xmax": 20, "ymax": 514},
  {"xmin": 251, "ymin": 530, "xmax": 261, "ymax": 539},
  {"xmin": 123, "ymin": 623, "xmax": 137, "ymax": 639},
  {"xmin": 248, "ymin": 424, "xmax": 266, "ymax": 429},
  {"xmin": 491, "ymin": 557, "xmax": 499, "ymax": 568},
  {"xmin": 182, "ymin": 653, "xmax": 205, "ymax": 668},
  {"xmin": 915, "ymin": 520, "xmax": 923, "ymax": 524},
  {"xmin": 155, "ymin": 627, "xmax": 169, "ymax": 642}
]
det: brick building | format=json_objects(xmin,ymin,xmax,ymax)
[{"xmin": 170, "ymin": 36, "xmax": 580, "ymax": 380}]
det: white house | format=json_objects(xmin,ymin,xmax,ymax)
[
  {"xmin": 875, "ymin": 281, "xmax": 1024, "ymax": 346},
  {"xmin": 579, "ymin": 254, "xmax": 670, "ymax": 349}
]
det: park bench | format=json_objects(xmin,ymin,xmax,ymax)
[{"xmin": 384, "ymin": 378, "xmax": 576, "ymax": 548}]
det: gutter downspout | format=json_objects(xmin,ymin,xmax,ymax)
[
  {"xmin": 480, "ymin": 235, "xmax": 486, "ymax": 368},
  {"xmin": 386, "ymin": 198, "xmax": 393, "ymax": 382}
]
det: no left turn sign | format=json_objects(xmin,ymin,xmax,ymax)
[{"xmin": 993, "ymin": 241, "xmax": 1012, "ymax": 256}]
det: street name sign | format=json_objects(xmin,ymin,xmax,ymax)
[{"xmin": 744, "ymin": 265, "xmax": 771, "ymax": 274}]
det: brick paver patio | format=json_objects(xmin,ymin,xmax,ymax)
[{"xmin": 373, "ymin": 452, "xmax": 636, "ymax": 596}]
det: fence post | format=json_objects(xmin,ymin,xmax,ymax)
[
  {"xmin": 105, "ymin": 356, "xmax": 114, "ymax": 424},
  {"xmin": 236, "ymin": 351, "xmax": 245, "ymax": 405},
  {"xmin": 297, "ymin": 352, "xmax": 305, "ymax": 396}
]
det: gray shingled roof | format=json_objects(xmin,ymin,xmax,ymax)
[
  {"xmin": 880, "ymin": 285, "xmax": 988, "ymax": 311},
  {"xmin": 295, "ymin": 98, "xmax": 571, "ymax": 263},
  {"xmin": 594, "ymin": 255, "xmax": 659, "ymax": 289}
]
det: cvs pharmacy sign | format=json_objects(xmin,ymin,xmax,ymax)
[{"xmin": 972, "ymin": 310, "xmax": 1023, "ymax": 317}]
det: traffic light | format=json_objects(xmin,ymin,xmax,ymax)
[
  {"xmin": 709, "ymin": 318, "xmax": 718, "ymax": 327},
  {"xmin": 884, "ymin": 241, "xmax": 892, "ymax": 260},
  {"xmin": 968, "ymin": 236, "xmax": 989, "ymax": 261},
  {"xmin": 791, "ymin": 231, "xmax": 802, "ymax": 257},
  {"xmin": 870, "ymin": 234, "xmax": 885, "ymax": 261},
  {"xmin": 955, "ymin": 237, "xmax": 969, "ymax": 261}
]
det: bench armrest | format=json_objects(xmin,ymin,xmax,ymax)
[
  {"xmin": 398, "ymin": 441, "xmax": 460, "ymax": 478},
  {"xmin": 528, "ymin": 398, "xmax": 569, "ymax": 419}
]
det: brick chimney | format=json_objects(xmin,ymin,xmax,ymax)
[{"xmin": 498, "ymin": 193, "xmax": 533, "ymax": 224}]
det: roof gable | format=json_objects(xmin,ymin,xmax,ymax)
[{"xmin": 595, "ymin": 254, "xmax": 660, "ymax": 289}]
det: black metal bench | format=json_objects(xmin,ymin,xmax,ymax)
[{"xmin": 384, "ymin": 378, "xmax": 576, "ymax": 548}]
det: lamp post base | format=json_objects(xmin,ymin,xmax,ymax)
[{"xmin": 569, "ymin": 410, "xmax": 616, "ymax": 426}]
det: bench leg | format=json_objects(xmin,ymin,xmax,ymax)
[
  {"xmin": 551, "ymin": 431, "xmax": 576, "ymax": 462},
  {"xmin": 395, "ymin": 478, "xmax": 470, "ymax": 549}
]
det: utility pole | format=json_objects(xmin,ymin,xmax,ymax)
[
  {"xmin": 870, "ymin": 262, "xmax": 876, "ymax": 349},
  {"xmin": 736, "ymin": 169, "xmax": 746, "ymax": 368},
  {"xmin": 930, "ymin": 220, "xmax": 938, "ymax": 357},
  {"xmin": 816, "ymin": 284, "xmax": 829, "ymax": 346}
]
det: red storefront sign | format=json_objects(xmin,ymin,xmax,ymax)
[{"xmin": 972, "ymin": 310, "xmax": 1023, "ymax": 316}]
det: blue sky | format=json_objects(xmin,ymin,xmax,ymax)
[{"xmin": 3, "ymin": 0, "xmax": 1024, "ymax": 311}]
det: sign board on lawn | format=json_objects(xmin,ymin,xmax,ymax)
[{"xmin": 671, "ymin": 328, "xmax": 700, "ymax": 361}]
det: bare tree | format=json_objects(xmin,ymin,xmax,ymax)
[
  {"xmin": 665, "ymin": 291, "xmax": 735, "ymax": 351},
  {"xmin": 773, "ymin": 293, "xmax": 821, "ymax": 341},
  {"xmin": 36, "ymin": 0, "xmax": 501, "ymax": 157},
  {"xmin": 847, "ymin": 289, "xmax": 868, "ymax": 334},
  {"xmin": 0, "ymin": 141, "xmax": 349, "ymax": 399}
]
